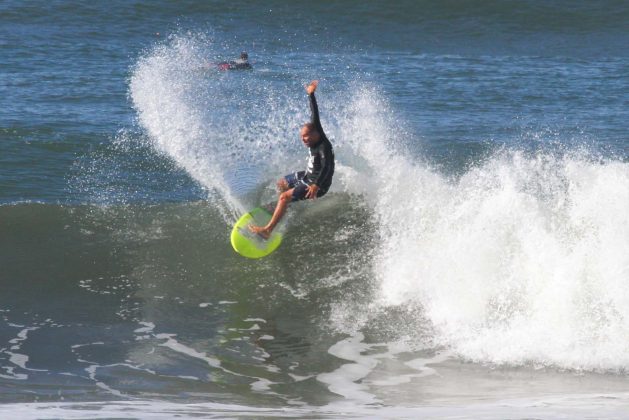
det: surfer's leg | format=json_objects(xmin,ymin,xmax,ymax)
[
  {"xmin": 250, "ymin": 172, "xmax": 308, "ymax": 237},
  {"xmin": 277, "ymin": 178, "xmax": 289, "ymax": 192},
  {"xmin": 249, "ymin": 189, "xmax": 294, "ymax": 237},
  {"xmin": 267, "ymin": 189, "xmax": 293, "ymax": 230}
]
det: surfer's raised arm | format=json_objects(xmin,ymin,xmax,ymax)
[{"xmin": 306, "ymin": 80, "xmax": 325, "ymax": 137}]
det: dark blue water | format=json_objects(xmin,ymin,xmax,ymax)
[
  {"xmin": 1, "ymin": 1, "xmax": 629, "ymax": 418},
  {"xmin": 2, "ymin": 0, "xmax": 627, "ymax": 204}
]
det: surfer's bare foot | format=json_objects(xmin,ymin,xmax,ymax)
[{"xmin": 248, "ymin": 225, "xmax": 271, "ymax": 239}]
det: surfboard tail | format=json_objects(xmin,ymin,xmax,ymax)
[{"xmin": 231, "ymin": 207, "xmax": 283, "ymax": 258}]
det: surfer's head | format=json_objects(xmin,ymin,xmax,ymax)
[
  {"xmin": 300, "ymin": 123, "xmax": 320, "ymax": 147},
  {"xmin": 240, "ymin": 51, "xmax": 248, "ymax": 60}
]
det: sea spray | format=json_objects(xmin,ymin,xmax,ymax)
[
  {"xmin": 129, "ymin": 34, "xmax": 307, "ymax": 222},
  {"xmin": 373, "ymin": 150, "xmax": 629, "ymax": 371},
  {"xmin": 323, "ymin": 87, "xmax": 629, "ymax": 372}
]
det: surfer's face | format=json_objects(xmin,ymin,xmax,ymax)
[{"xmin": 300, "ymin": 125, "xmax": 320, "ymax": 147}]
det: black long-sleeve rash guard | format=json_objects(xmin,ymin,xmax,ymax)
[{"xmin": 304, "ymin": 93, "xmax": 335, "ymax": 191}]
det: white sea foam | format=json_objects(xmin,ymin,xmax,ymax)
[
  {"xmin": 370, "ymin": 150, "xmax": 629, "ymax": 371},
  {"xmin": 4, "ymin": 396, "xmax": 628, "ymax": 419},
  {"xmin": 319, "ymin": 86, "xmax": 629, "ymax": 372},
  {"xmin": 130, "ymin": 34, "xmax": 307, "ymax": 222}
]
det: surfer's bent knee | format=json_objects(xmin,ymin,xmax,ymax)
[
  {"xmin": 279, "ymin": 189, "xmax": 293, "ymax": 203},
  {"xmin": 277, "ymin": 179, "xmax": 289, "ymax": 192}
]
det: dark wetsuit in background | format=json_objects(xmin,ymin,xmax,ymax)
[
  {"xmin": 285, "ymin": 92, "xmax": 335, "ymax": 201},
  {"xmin": 217, "ymin": 59, "xmax": 252, "ymax": 71}
]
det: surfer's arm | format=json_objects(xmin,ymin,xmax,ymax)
[{"xmin": 306, "ymin": 81, "xmax": 325, "ymax": 135}]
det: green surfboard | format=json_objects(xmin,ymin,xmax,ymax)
[{"xmin": 230, "ymin": 207, "xmax": 283, "ymax": 258}]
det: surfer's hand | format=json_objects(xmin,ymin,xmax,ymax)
[
  {"xmin": 306, "ymin": 80, "xmax": 318, "ymax": 95},
  {"xmin": 305, "ymin": 184, "xmax": 319, "ymax": 199}
]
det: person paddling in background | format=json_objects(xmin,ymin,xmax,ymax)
[
  {"xmin": 249, "ymin": 80, "xmax": 335, "ymax": 238},
  {"xmin": 232, "ymin": 51, "xmax": 252, "ymax": 69},
  {"xmin": 217, "ymin": 51, "xmax": 253, "ymax": 70}
]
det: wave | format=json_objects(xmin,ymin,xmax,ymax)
[{"xmin": 124, "ymin": 34, "xmax": 629, "ymax": 373}]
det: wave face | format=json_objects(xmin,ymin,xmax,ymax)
[{"xmin": 126, "ymin": 35, "xmax": 629, "ymax": 373}]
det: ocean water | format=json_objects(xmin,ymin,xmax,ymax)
[{"xmin": 1, "ymin": 1, "xmax": 629, "ymax": 418}]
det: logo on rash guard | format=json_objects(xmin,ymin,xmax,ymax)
[{"xmin": 307, "ymin": 150, "xmax": 320, "ymax": 175}]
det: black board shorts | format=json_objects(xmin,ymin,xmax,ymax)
[{"xmin": 284, "ymin": 171, "xmax": 328, "ymax": 202}]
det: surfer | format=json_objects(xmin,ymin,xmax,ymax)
[
  {"xmin": 217, "ymin": 52, "xmax": 253, "ymax": 70},
  {"xmin": 249, "ymin": 80, "xmax": 334, "ymax": 238}
]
